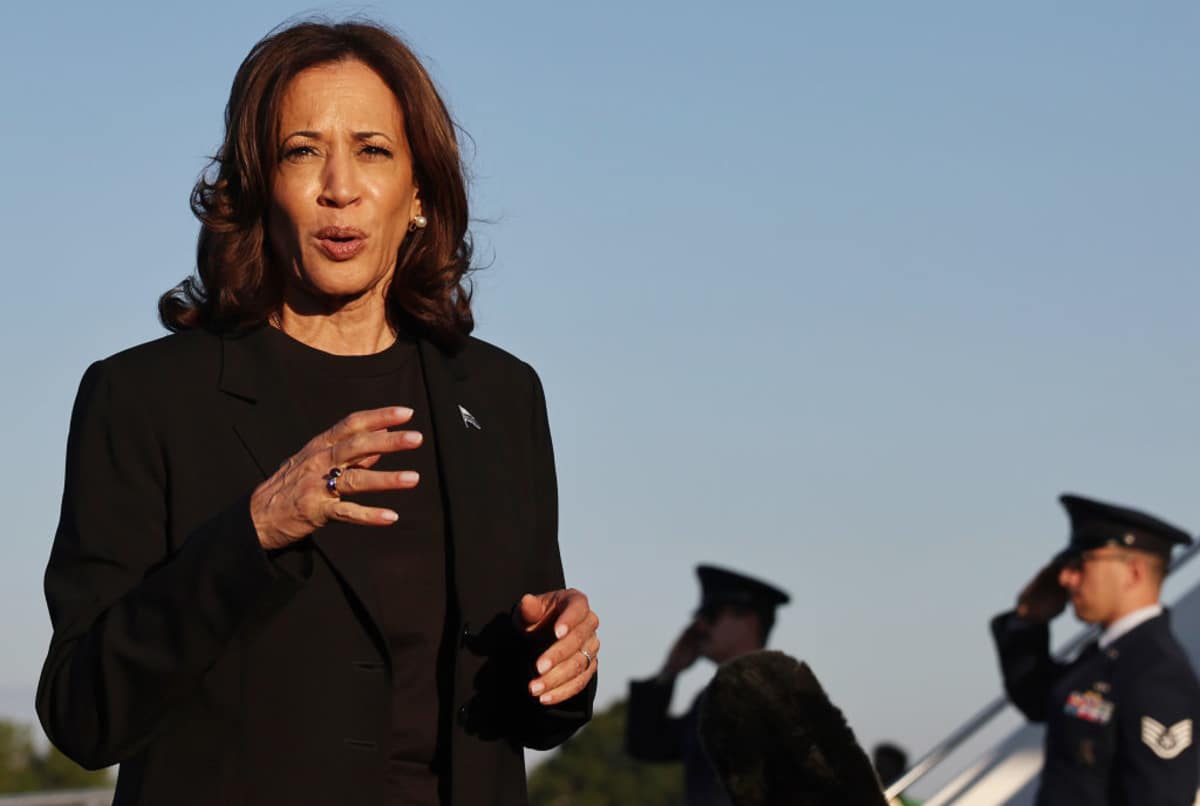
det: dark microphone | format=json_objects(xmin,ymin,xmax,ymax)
[{"xmin": 698, "ymin": 650, "xmax": 888, "ymax": 806}]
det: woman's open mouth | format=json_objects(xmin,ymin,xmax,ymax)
[{"xmin": 314, "ymin": 226, "xmax": 367, "ymax": 261}]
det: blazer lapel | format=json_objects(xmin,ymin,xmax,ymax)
[
  {"xmin": 418, "ymin": 339, "xmax": 491, "ymax": 619},
  {"xmin": 220, "ymin": 327, "xmax": 311, "ymax": 479},
  {"xmin": 220, "ymin": 327, "xmax": 388, "ymax": 642}
]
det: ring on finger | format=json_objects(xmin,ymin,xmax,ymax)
[
  {"xmin": 325, "ymin": 467, "xmax": 343, "ymax": 496},
  {"xmin": 579, "ymin": 647, "xmax": 594, "ymax": 670}
]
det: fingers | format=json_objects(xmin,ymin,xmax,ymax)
[
  {"xmin": 530, "ymin": 631, "xmax": 600, "ymax": 705},
  {"xmin": 317, "ymin": 464, "xmax": 421, "ymax": 529},
  {"xmin": 550, "ymin": 589, "xmax": 591, "ymax": 638},
  {"xmin": 328, "ymin": 429, "xmax": 423, "ymax": 469},
  {"xmin": 1017, "ymin": 564, "xmax": 1069, "ymax": 622},
  {"xmin": 326, "ymin": 500, "xmax": 403, "ymax": 526},
  {"xmin": 516, "ymin": 593, "xmax": 550, "ymax": 632},
  {"xmin": 1035, "ymin": 563, "xmax": 1062, "ymax": 582},
  {"xmin": 529, "ymin": 606, "xmax": 600, "ymax": 704},
  {"xmin": 333, "ymin": 468, "xmax": 420, "ymax": 496},
  {"xmin": 1023, "ymin": 565, "xmax": 1066, "ymax": 599},
  {"xmin": 517, "ymin": 589, "xmax": 601, "ymax": 705},
  {"xmin": 253, "ymin": 408, "xmax": 423, "ymax": 551},
  {"xmin": 517, "ymin": 589, "xmax": 590, "ymax": 637},
  {"xmin": 317, "ymin": 407, "xmax": 414, "ymax": 449},
  {"xmin": 357, "ymin": 454, "xmax": 383, "ymax": 470}
]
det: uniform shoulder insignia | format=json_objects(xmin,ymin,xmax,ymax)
[{"xmin": 1141, "ymin": 716, "xmax": 1193, "ymax": 760}]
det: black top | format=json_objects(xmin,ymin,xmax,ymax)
[{"xmin": 267, "ymin": 327, "xmax": 450, "ymax": 806}]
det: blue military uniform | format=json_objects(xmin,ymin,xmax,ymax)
[
  {"xmin": 626, "ymin": 680, "xmax": 730, "ymax": 806},
  {"xmin": 991, "ymin": 493, "xmax": 1200, "ymax": 805},
  {"xmin": 993, "ymin": 609, "xmax": 1200, "ymax": 804}
]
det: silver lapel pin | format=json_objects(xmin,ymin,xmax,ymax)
[{"xmin": 458, "ymin": 404, "xmax": 482, "ymax": 430}]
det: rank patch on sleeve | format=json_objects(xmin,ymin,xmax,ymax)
[
  {"xmin": 1141, "ymin": 717, "xmax": 1192, "ymax": 760},
  {"xmin": 1063, "ymin": 690, "xmax": 1114, "ymax": 724}
]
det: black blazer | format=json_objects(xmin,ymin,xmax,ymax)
[{"xmin": 37, "ymin": 325, "xmax": 595, "ymax": 806}]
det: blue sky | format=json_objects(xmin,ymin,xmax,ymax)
[{"xmin": 2, "ymin": 0, "xmax": 1198, "ymax": 779}]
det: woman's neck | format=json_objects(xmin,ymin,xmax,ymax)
[{"xmin": 275, "ymin": 288, "xmax": 396, "ymax": 356}]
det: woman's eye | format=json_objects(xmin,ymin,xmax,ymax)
[
  {"xmin": 361, "ymin": 145, "xmax": 393, "ymax": 159},
  {"xmin": 282, "ymin": 145, "xmax": 317, "ymax": 161}
]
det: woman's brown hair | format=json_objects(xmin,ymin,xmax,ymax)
[{"xmin": 159, "ymin": 19, "xmax": 474, "ymax": 348}]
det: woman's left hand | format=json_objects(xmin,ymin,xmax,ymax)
[{"xmin": 515, "ymin": 588, "xmax": 600, "ymax": 705}]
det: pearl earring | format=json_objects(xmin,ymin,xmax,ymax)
[{"xmin": 409, "ymin": 215, "xmax": 428, "ymax": 232}]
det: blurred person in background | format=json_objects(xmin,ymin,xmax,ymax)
[
  {"xmin": 36, "ymin": 19, "xmax": 597, "ymax": 806},
  {"xmin": 700, "ymin": 650, "xmax": 888, "ymax": 806},
  {"xmin": 626, "ymin": 565, "xmax": 789, "ymax": 805},
  {"xmin": 872, "ymin": 742, "xmax": 920, "ymax": 806},
  {"xmin": 991, "ymin": 494, "xmax": 1199, "ymax": 805}
]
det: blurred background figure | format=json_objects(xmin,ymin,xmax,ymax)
[
  {"xmin": 872, "ymin": 742, "xmax": 920, "ymax": 806},
  {"xmin": 991, "ymin": 494, "xmax": 1200, "ymax": 805},
  {"xmin": 625, "ymin": 566, "xmax": 789, "ymax": 805},
  {"xmin": 699, "ymin": 651, "xmax": 887, "ymax": 806}
]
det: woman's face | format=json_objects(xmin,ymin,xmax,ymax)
[{"xmin": 268, "ymin": 58, "xmax": 421, "ymax": 308}]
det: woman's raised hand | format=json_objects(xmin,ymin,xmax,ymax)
[{"xmin": 250, "ymin": 406, "xmax": 421, "ymax": 550}]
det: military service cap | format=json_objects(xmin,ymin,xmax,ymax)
[
  {"xmin": 695, "ymin": 565, "xmax": 790, "ymax": 620},
  {"xmin": 1055, "ymin": 493, "xmax": 1192, "ymax": 564}
]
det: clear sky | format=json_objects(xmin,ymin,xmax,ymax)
[{"xmin": 2, "ymin": 0, "xmax": 1198, "ymax": 781}]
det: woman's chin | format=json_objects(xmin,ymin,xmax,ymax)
[{"xmin": 291, "ymin": 270, "xmax": 390, "ymax": 309}]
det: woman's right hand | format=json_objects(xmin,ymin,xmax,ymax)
[{"xmin": 250, "ymin": 406, "xmax": 422, "ymax": 550}]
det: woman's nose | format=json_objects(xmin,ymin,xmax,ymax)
[{"xmin": 318, "ymin": 152, "xmax": 361, "ymax": 208}]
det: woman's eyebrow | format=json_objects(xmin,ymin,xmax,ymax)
[
  {"xmin": 280, "ymin": 130, "xmax": 395, "ymax": 142},
  {"xmin": 354, "ymin": 130, "xmax": 394, "ymax": 142}
]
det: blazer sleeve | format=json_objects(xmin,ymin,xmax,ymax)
[
  {"xmin": 990, "ymin": 610, "xmax": 1063, "ymax": 723},
  {"xmin": 511, "ymin": 362, "xmax": 596, "ymax": 750},
  {"xmin": 625, "ymin": 677, "xmax": 685, "ymax": 761},
  {"xmin": 36, "ymin": 359, "xmax": 297, "ymax": 769}
]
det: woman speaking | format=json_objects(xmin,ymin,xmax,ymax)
[{"xmin": 36, "ymin": 19, "xmax": 598, "ymax": 806}]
